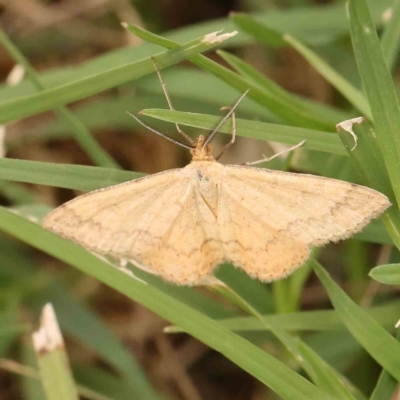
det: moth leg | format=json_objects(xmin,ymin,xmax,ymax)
[
  {"xmin": 243, "ymin": 140, "xmax": 306, "ymax": 166},
  {"xmin": 151, "ymin": 57, "xmax": 194, "ymax": 146},
  {"xmin": 215, "ymin": 106, "xmax": 236, "ymax": 161}
]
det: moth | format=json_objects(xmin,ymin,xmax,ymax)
[{"xmin": 43, "ymin": 61, "xmax": 390, "ymax": 285}]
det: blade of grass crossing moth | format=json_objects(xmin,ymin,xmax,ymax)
[
  {"xmin": 124, "ymin": 23, "xmax": 339, "ymax": 129},
  {"xmin": 369, "ymin": 328, "xmax": 400, "ymax": 400},
  {"xmin": 0, "ymin": 30, "xmax": 119, "ymax": 169},
  {"xmin": 32, "ymin": 304, "xmax": 79, "ymax": 400},
  {"xmin": 283, "ymin": 34, "xmax": 371, "ymax": 120},
  {"xmin": 337, "ymin": 118, "xmax": 400, "ymax": 249},
  {"xmin": 140, "ymin": 109, "xmax": 346, "ymax": 155},
  {"xmin": 347, "ymin": 0, "xmax": 400, "ymax": 208},
  {"xmin": 380, "ymin": 0, "xmax": 400, "ymax": 72},
  {"xmin": 312, "ymin": 260, "xmax": 400, "ymax": 381},
  {"xmin": 212, "ymin": 278, "xmax": 358, "ymax": 400},
  {"xmin": 0, "ymin": 31, "xmax": 237, "ymax": 125},
  {"xmin": 369, "ymin": 263, "xmax": 400, "ymax": 284},
  {"xmin": 0, "ymin": 208, "xmax": 331, "ymax": 400}
]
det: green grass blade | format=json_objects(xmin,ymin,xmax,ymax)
[
  {"xmin": 296, "ymin": 340, "xmax": 362, "ymax": 400},
  {"xmin": 313, "ymin": 260, "xmax": 400, "ymax": 381},
  {"xmin": 167, "ymin": 300, "xmax": 400, "ymax": 333},
  {"xmin": 0, "ymin": 31, "xmax": 236, "ymax": 125},
  {"xmin": 125, "ymin": 23, "xmax": 341, "ymax": 129},
  {"xmin": 0, "ymin": 29, "xmax": 119, "ymax": 169},
  {"xmin": 140, "ymin": 109, "xmax": 346, "ymax": 155},
  {"xmin": 283, "ymin": 34, "xmax": 371, "ymax": 120},
  {"xmin": 348, "ymin": 0, "xmax": 400, "ymax": 207},
  {"xmin": 213, "ymin": 278, "xmax": 357, "ymax": 400},
  {"xmin": 380, "ymin": 0, "xmax": 400, "ymax": 71},
  {"xmin": 33, "ymin": 304, "xmax": 79, "ymax": 400},
  {"xmin": 0, "ymin": 207, "xmax": 331, "ymax": 400},
  {"xmin": 369, "ymin": 329, "xmax": 400, "ymax": 400},
  {"xmin": 0, "ymin": 158, "xmax": 139, "ymax": 191},
  {"xmin": 369, "ymin": 263, "xmax": 400, "ymax": 284},
  {"xmin": 20, "ymin": 342, "xmax": 46, "ymax": 400}
]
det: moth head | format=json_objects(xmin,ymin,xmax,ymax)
[{"xmin": 190, "ymin": 135, "xmax": 215, "ymax": 162}]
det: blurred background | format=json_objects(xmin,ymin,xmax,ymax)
[{"xmin": 0, "ymin": 0, "xmax": 398, "ymax": 399}]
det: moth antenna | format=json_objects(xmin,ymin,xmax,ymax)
[
  {"xmin": 151, "ymin": 57, "xmax": 195, "ymax": 146},
  {"xmin": 203, "ymin": 89, "xmax": 250, "ymax": 148},
  {"xmin": 126, "ymin": 111, "xmax": 194, "ymax": 150}
]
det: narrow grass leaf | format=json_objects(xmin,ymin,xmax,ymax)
[
  {"xmin": 214, "ymin": 278, "xmax": 357, "ymax": 400},
  {"xmin": 283, "ymin": 34, "xmax": 371, "ymax": 120},
  {"xmin": 20, "ymin": 342, "xmax": 46, "ymax": 400},
  {"xmin": 380, "ymin": 0, "xmax": 400, "ymax": 71},
  {"xmin": 296, "ymin": 341, "xmax": 362, "ymax": 400},
  {"xmin": 140, "ymin": 109, "xmax": 346, "ymax": 155},
  {"xmin": 369, "ymin": 329, "xmax": 400, "ymax": 400},
  {"xmin": 33, "ymin": 304, "xmax": 79, "ymax": 400},
  {"xmin": 369, "ymin": 263, "xmax": 400, "ymax": 284},
  {"xmin": 0, "ymin": 207, "xmax": 331, "ymax": 400},
  {"xmin": 313, "ymin": 260, "xmax": 400, "ymax": 381},
  {"xmin": 348, "ymin": 0, "xmax": 400, "ymax": 207},
  {"xmin": 168, "ymin": 300, "xmax": 400, "ymax": 333},
  {"xmin": 0, "ymin": 31, "xmax": 236, "ymax": 124},
  {"xmin": 0, "ymin": 158, "xmax": 139, "ymax": 191}
]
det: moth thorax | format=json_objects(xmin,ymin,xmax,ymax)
[
  {"xmin": 196, "ymin": 168, "xmax": 219, "ymax": 214},
  {"xmin": 190, "ymin": 135, "xmax": 215, "ymax": 162}
]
